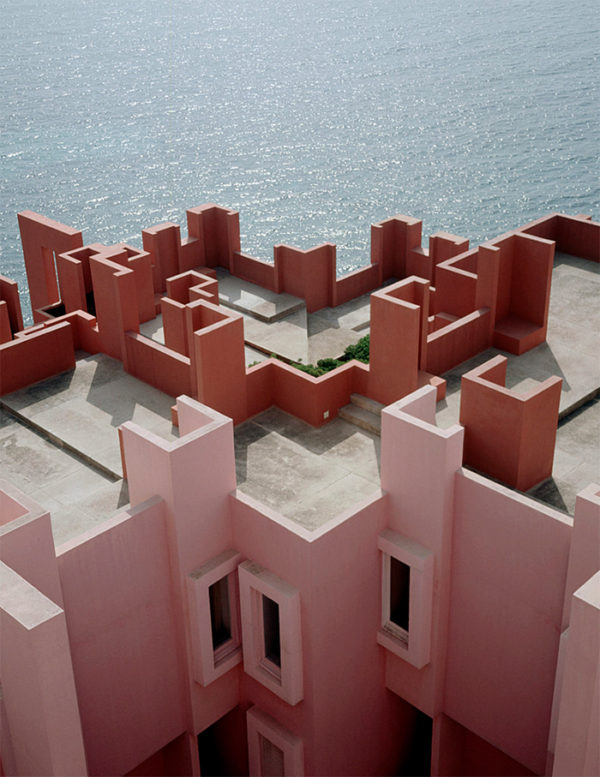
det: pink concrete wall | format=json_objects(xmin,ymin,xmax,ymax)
[
  {"xmin": 56, "ymin": 501, "xmax": 187, "ymax": 777},
  {"xmin": 553, "ymin": 571, "xmax": 600, "ymax": 777},
  {"xmin": 0, "ymin": 321, "xmax": 75, "ymax": 395},
  {"xmin": 380, "ymin": 388, "xmax": 464, "ymax": 717},
  {"xmin": 445, "ymin": 469, "xmax": 572, "ymax": 774},
  {"xmin": 56, "ymin": 253, "xmax": 87, "ymax": 313},
  {"xmin": 17, "ymin": 211, "xmax": 83, "ymax": 320},
  {"xmin": 333, "ymin": 262, "xmax": 380, "ymax": 307},
  {"xmin": 232, "ymin": 491, "xmax": 417, "ymax": 776}
]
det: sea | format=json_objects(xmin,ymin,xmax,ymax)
[{"xmin": 1, "ymin": 0, "xmax": 598, "ymax": 324}]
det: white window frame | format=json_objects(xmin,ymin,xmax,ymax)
[
  {"xmin": 187, "ymin": 549, "xmax": 242, "ymax": 685},
  {"xmin": 377, "ymin": 529, "xmax": 434, "ymax": 669},
  {"xmin": 247, "ymin": 706, "xmax": 304, "ymax": 777},
  {"xmin": 239, "ymin": 560, "xmax": 303, "ymax": 705}
]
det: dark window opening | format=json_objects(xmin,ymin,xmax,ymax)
[
  {"xmin": 262, "ymin": 595, "xmax": 281, "ymax": 667},
  {"xmin": 390, "ymin": 557, "xmax": 410, "ymax": 632},
  {"xmin": 209, "ymin": 576, "xmax": 232, "ymax": 651},
  {"xmin": 259, "ymin": 734, "xmax": 284, "ymax": 777}
]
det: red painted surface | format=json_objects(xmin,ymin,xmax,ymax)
[
  {"xmin": 0, "ymin": 275, "xmax": 24, "ymax": 336},
  {"xmin": 125, "ymin": 333, "xmax": 192, "ymax": 398},
  {"xmin": 0, "ymin": 322, "xmax": 75, "ymax": 395},
  {"xmin": 90, "ymin": 255, "xmax": 139, "ymax": 361},
  {"xmin": 17, "ymin": 212, "xmax": 83, "ymax": 321},
  {"xmin": 460, "ymin": 355, "xmax": 562, "ymax": 491}
]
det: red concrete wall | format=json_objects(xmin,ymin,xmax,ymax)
[
  {"xmin": 459, "ymin": 356, "xmax": 562, "ymax": 491},
  {"xmin": 435, "ymin": 256, "xmax": 478, "ymax": 318},
  {"xmin": 0, "ymin": 302, "xmax": 11, "ymax": 344},
  {"xmin": 520, "ymin": 213, "xmax": 599, "ymax": 262},
  {"xmin": 90, "ymin": 255, "xmax": 139, "ymax": 361},
  {"xmin": 272, "ymin": 360, "xmax": 357, "ymax": 426},
  {"xmin": 125, "ymin": 333, "xmax": 192, "ymax": 398},
  {"xmin": 333, "ymin": 263, "xmax": 380, "ymax": 307},
  {"xmin": 368, "ymin": 279, "xmax": 429, "ymax": 404},
  {"xmin": 425, "ymin": 309, "xmax": 492, "ymax": 377},
  {"xmin": 142, "ymin": 222, "xmax": 181, "ymax": 292},
  {"xmin": 191, "ymin": 303, "xmax": 248, "ymax": 423},
  {"xmin": 232, "ymin": 251, "xmax": 278, "ymax": 292},
  {"xmin": 17, "ymin": 211, "xmax": 84, "ymax": 321},
  {"xmin": 0, "ymin": 322, "xmax": 75, "ymax": 395},
  {"xmin": 510, "ymin": 233, "xmax": 554, "ymax": 327},
  {"xmin": 106, "ymin": 246, "xmax": 156, "ymax": 323},
  {"xmin": 245, "ymin": 360, "xmax": 275, "ymax": 418},
  {"xmin": 275, "ymin": 243, "xmax": 336, "ymax": 312},
  {"xmin": 161, "ymin": 297, "xmax": 189, "ymax": 356},
  {"xmin": 56, "ymin": 254, "xmax": 86, "ymax": 313},
  {"xmin": 0, "ymin": 275, "xmax": 24, "ymax": 335}
]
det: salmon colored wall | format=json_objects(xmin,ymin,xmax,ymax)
[
  {"xmin": 0, "ymin": 492, "xmax": 63, "ymax": 607},
  {"xmin": 0, "ymin": 302, "xmax": 10, "ymax": 344},
  {"xmin": 552, "ymin": 572, "xmax": 600, "ymax": 777},
  {"xmin": 380, "ymin": 388, "xmax": 464, "ymax": 718},
  {"xmin": 0, "ymin": 275, "xmax": 24, "ymax": 335},
  {"xmin": 272, "ymin": 359, "xmax": 357, "ymax": 426},
  {"xmin": 231, "ymin": 491, "xmax": 414, "ymax": 777},
  {"xmin": 56, "ymin": 502, "xmax": 187, "ymax": 777},
  {"xmin": 232, "ymin": 251, "xmax": 278, "ymax": 291},
  {"xmin": 0, "ymin": 321, "xmax": 75, "ymax": 395},
  {"xmin": 368, "ymin": 280, "xmax": 429, "ymax": 404},
  {"xmin": 142, "ymin": 222, "xmax": 181, "ymax": 292},
  {"xmin": 17, "ymin": 211, "xmax": 84, "ymax": 320},
  {"xmin": 445, "ymin": 470, "xmax": 572, "ymax": 774},
  {"xmin": 510, "ymin": 233, "xmax": 554, "ymax": 327},
  {"xmin": 0, "ymin": 566, "xmax": 87, "ymax": 777},
  {"xmin": 192, "ymin": 304, "xmax": 247, "ymax": 423},
  {"xmin": 56, "ymin": 254, "xmax": 87, "ymax": 313},
  {"xmin": 425, "ymin": 309, "xmax": 491, "ymax": 377},
  {"xmin": 106, "ymin": 245, "xmax": 156, "ymax": 323},
  {"xmin": 435, "ymin": 259, "xmax": 477, "ymax": 318},
  {"xmin": 245, "ymin": 360, "xmax": 275, "ymax": 418},
  {"xmin": 161, "ymin": 297, "xmax": 189, "ymax": 356},
  {"xmin": 459, "ymin": 356, "xmax": 562, "ymax": 491},
  {"xmin": 333, "ymin": 263, "xmax": 380, "ymax": 306},
  {"xmin": 520, "ymin": 213, "xmax": 599, "ymax": 262},
  {"xmin": 90, "ymin": 255, "xmax": 139, "ymax": 360},
  {"xmin": 125, "ymin": 333, "xmax": 192, "ymax": 398}
]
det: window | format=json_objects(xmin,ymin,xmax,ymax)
[
  {"xmin": 247, "ymin": 706, "xmax": 304, "ymax": 777},
  {"xmin": 262, "ymin": 595, "xmax": 281, "ymax": 669},
  {"xmin": 239, "ymin": 561, "xmax": 303, "ymax": 705},
  {"xmin": 187, "ymin": 550, "xmax": 242, "ymax": 685},
  {"xmin": 377, "ymin": 530, "xmax": 434, "ymax": 669}
]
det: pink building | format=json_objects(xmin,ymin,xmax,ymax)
[{"xmin": 0, "ymin": 207, "xmax": 598, "ymax": 777}]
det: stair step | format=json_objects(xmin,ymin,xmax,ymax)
[
  {"xmin": 349, "ymin": 393, "xmax": 384, "ymax": 416},
  {"xmin": 338, "ymin": 404, "xmax": 381, "ymax": 436}
]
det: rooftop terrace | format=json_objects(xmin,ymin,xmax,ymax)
[{"xmin": 1, "ymin": 240, "xmax": 597, "ymax": 542}]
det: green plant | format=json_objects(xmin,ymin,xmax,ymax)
[{"xmin": 290, "ymin": 335, "xmax": 370, "ymax": 377}]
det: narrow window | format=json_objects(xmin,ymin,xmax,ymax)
[
  {"xmin": 259, "ymin": 734, "xmax": 285, "ymax": 777},
  {"xmin": 209, "ymin": 576, "xmax": 232, "ymax": 651},
  {"xmin": 262, "ymin": 595, "xmax": 281, "ymax": 667},
  {"xmin": 389, "ymin": 556, "xmax": 410, "ymax": 632}
]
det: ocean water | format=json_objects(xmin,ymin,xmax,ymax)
[{"xmin": 1, "ymin": 0, "xmax": 598, "ymax": 324}]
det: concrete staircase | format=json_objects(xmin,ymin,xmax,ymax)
[{"xmin": 338, "ymin": 393, "xmax": 384, "ymax": 436}]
